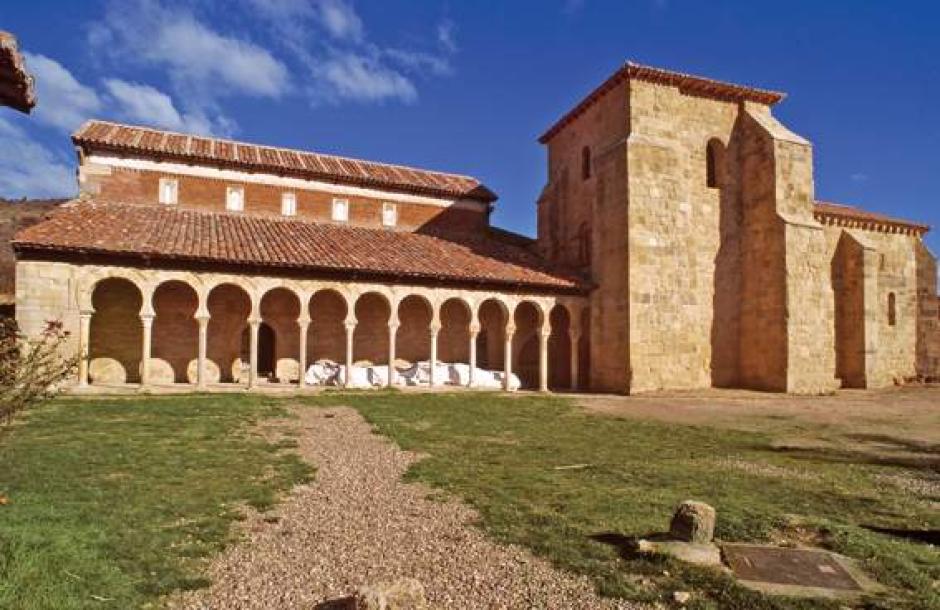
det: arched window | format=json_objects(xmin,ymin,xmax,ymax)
[
  {"xmin": 888, "ymin": 292, "xmax": 897, "ymax": 326},
  {"xmin": 581, "ymin": 146, "xmax": 591, "ymax": 181},
  {"xmin": 706, "ymin": 139, "xmax": 723, "ymax": 189}
]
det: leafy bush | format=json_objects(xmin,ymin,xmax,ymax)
[{"xmin": 0, "ymin": 317, "xmax": 78, "ymax": 424}]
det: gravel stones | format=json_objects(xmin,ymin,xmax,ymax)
[{"xmin": 168, "ymin": 407, "xmax": 638, "ymax": 609}]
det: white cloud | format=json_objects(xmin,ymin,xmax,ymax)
[
  {"xmin": 23, "ymin": 53, "xmax": 102, "ymax": 132},
  {"xmin": 851, "ymin": 172, "xmax": 869, "ymax": 183},
  {"xmin": 0, "ymin": 117, "xmax": 76, "ymax": 198},
  {"xmin": 317, "ymin": 52, "xmax": 417, "ymax": 103},
  {"xmin": 103, "ymin": 79, "xmax": 216, "ymax": 134},
  {"xmin": 316, "ymin": 0, "xmax": 364, "ymax": 41},
  {"xmin": 89, "ymin": 0, "xmax": 290, "ymax": 134},
  {"xmin": 437, "ymin": 19, "xmax": 457, "ymax": 54}
]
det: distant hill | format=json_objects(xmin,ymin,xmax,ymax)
[{"xmin": 0, "ymin": 197, "xmax": 67, "ymax": 305}]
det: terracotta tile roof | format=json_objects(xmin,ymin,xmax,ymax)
[
  {"xmin": 73, "ymin": 120, "xmax": 498, "ymax": 203},
  {"xmin": 814, "ymin": 201, "xmax": 930, "ymax": 235},
  {"xmin": 12, "ymin": 200, "xmax": 583, "ymax": 293},
  {"xmin": 540, "ymin": 61, "xmax": 785, "ymax": 143},
  {"xmin": 0, "ymin": 31, "xmax": 36, "ymax": 113}
]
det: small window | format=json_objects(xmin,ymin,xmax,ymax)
[
  {"xmin": 581, "ymin": 146, "xmax": 591, "ymax": 181},
  {"xmin": 332, "ymin": 198, "xmax": 349, "ymax": 222},
  {"xmin": 706, "ymin": 139, "xmax": 723, "ymax": 189},
  {"xmin": 382, "ymin": 202, "xmax": 397, "ymax": 227},
  {"xmin": 281, "ymin": 192, "xmax": 297, "ymax": 216},
  {"xmin": 888, "ymin": 292, "xmax": 897, "ymax": 326},
  {"xmin": 159, "ymin": 177, "xmax": 178, "ymax": 205},
  {"xmin": 226, "ymin": 186, "xmax": 244, "ymax": 211}
]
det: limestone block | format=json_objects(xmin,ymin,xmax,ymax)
[
  {"xmin": 89, "ymin": 357, "xmax": 127, "ymax": 384},
  {"xmin": 186, "ymin": 359, "xmax": 220, "ymax": 384},
  {"xmin": 145, "ymin": 358, "xmax": 174, "ymax": 384},
  {"xmin": 275, "ymin": 358, "xmax": 299, "ymax": 382},
  {"xmin": 669, "ymin": 500, "xmax": 716, "ymax": 544},
  {"xmin": 352, "ymin": 578, "xmax": 427, "ymax": 610}
]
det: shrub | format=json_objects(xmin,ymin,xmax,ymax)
[{"xmin": 0, "ymin": 317, "xmax": 79, "ymax": 424}]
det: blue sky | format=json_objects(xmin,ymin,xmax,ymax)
[{"xmin": 2, "ymin": 1, "xmax": 938, "ymax": 253}]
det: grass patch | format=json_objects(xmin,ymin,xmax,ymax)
[
  {"xmin": 0, "ymin": 394, "xmax": 310, "ymax": 609},
  {"xmin": 298, "ymin": 392, "xmax": 939, "ymax": 609}
]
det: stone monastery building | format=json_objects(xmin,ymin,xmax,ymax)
[{"xmin": 13, "ymin": 62, "xmax": 940, "ymax": 393}]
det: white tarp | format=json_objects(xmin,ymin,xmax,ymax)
[{"xmin": 303, "ymin": 361, "xmax": 521, "ymax": 390}]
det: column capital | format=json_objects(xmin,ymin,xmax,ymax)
[
  {"xmin": 469, "ymin": 323, "xmax": 481, "ymax": 335},
  {"xmin": 297, "ymin": 316, "xmax": 311, "ymax": 328},
  {"xmin": 505, "ymin": 324, "xmax": 517, "ymax": 337},
  {"xmin": 79, "ymin": 310, "xmax": 94, "ymax": 320},
  {"xmin": 195, "ymin": 313, "xmax": 211, "ymax": 324},
  {"xmin": 539, "ymin": 329, "xmax": 552, "ymax": 340},
  {"xmin": 429, "ymin": 323, "xmax": 441, "ymax": 335},
  {"xmin": 344, "ymin": 320, "xmax": 357, "ymax": 332},
  {"xmin": 140, "ymin": 313, "xmax": 155, "ymax": 325},
  {"xmin": 248, "ymin": 317, "xmax": 262, "ymax": 327},
  {"xmin": 388, "ymin": 321, "xmax": 400, "ymax": 331},
  {"xmin": 568, "ymin": 329, "xmax": 581, "ymax": 341}
]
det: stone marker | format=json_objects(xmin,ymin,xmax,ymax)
[
  {"xmin": 351, "ymin": 578, "xmax": 427, "ymax": 610},
  {"xmin": 669, "ymin": 500, "xmax": 716, "ymax": 544}
]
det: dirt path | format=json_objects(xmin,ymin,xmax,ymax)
[{"xmin": 169, "ymin": 407, "xmax": 636, "ymax": 609}]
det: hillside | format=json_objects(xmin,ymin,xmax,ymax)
[{"xmin": 0, "ymin": 198, "xmax": 67, "ymax": 305}]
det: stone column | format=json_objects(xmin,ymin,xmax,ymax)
[
  {"xmin": 569, "ymin": 329, "xmax": 581, "ymax": 391},
  {"xmin": 140, "ymin": 314, "xmax": 154, "ymax": 388},
  {"xmin": 538, "ymin": 329, "xmax": 550, "ymax": 393},
  {"xmin": 468, "ymin": 323, "xmax": 480, "ymax": 387},
  {"xmin": 344, "ymin": 320, "xmax": 356, "ymax": 387},
  {"xmin": 429, "ymin": 324, "xmax": 440, "ymax": 387},
  {"xmin": 503, "ymin": 324, "xmax": 516, "ymax": 391},
  {"xmin": 297, "ymin": 317, "xmax": 310, "ymax": 388},
  {"xmin": 196, "ymin": 314, "xmax": 209, "ymax": 388},
  {"xmin": 248, "ymin": 318, "xmax": 261, "ymax": 389},
  {"xmin": 387, "ymin": 319, "xmax": 399, "ymax": 387},
  {"xmin": 77, "ymin": 311, "xmax": 93, "ymax": 387}
]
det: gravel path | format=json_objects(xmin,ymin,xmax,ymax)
[{"xmin": 169, "ymin": 406, "xmax": 637, "ymax": 609}]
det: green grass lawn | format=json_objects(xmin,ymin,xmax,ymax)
[
  {"xmin": 0, "ymin": 392, "xmax": 937, "ymax": 609},
  {"xmin": 0, "ymin": 394, "xmax": 310, "ymax": 609}
]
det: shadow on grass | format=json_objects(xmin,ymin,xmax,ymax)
[{"xmin": 861, "ymin": 525, "xmax": 940, "ymax": 546}]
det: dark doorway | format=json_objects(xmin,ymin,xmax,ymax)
[
  {"xmin": 240, "ymin": 322, "xmax": 277, "ymax": 381},
  {"xmin": 258, "ymin": 322, "xmax": 275, "ymax": 379}
]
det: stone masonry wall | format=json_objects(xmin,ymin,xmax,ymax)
[
  {"xmin": 625, "ymin": 79, "xmax": 741, "ymax": 392},
  {"xmin": 539, "ymin": 78, "xmax": 629, "ymax": 392}
]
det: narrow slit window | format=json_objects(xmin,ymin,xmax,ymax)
[
  {"xmin": 706, "ymin": 139, "xmax": 723, "ymax": 189},
  {"xmin": 888, "ymin": 292, "xmax": 897, "ymax": 326},
  {"xmin": 332, "ymin": 198, "xmax": 349, "ymax": 222},
  {"xmin": 581, "ymin": 146, "xmax": 591, "ymax": 181},
  {"xmin": 226, "ymin": 185, "xmax": 244, "ymax": 211},
  {"xmin": 281, "ymin": 192, "xmax": 297, "ymax": 216},
  {"xmin": 159, "ymin": 177, "xmax": 178, "ymax": 205}
]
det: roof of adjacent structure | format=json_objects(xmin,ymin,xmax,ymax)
[
  {"xmin": 539, "ymin": 61, "xmax": 785, "ymax": 143},
  {"xmin": 73, "ymin": 120, "xmax": 498, "ymax": 203},
  {"xmin": 12, "ymin": 200, "xmax": 583, "ymax": 292},
  {"xmin": 814, "ymin": 201, "xmax": 930, "ymax": 235},
  {"xmin": 0, "ymin": 31, "xmax": 36, "ymax": 113}
]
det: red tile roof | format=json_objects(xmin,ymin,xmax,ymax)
[
  {"xmin": 814, "ymin": 201, "xmax": 930, "ymax": 235},
  {"xmin": 0, "ymin": 31, "xmax": 36, "ymax": 113},
  {"xmin": 73, "ymin": 120, "xmax": 498, "ymax": 203},
  {"xmin": 12, "ymin": 200, "xmax": 583, "ymax": 293},
  {"xmin": 540, "ymin": 61, "xmax": 785, "ymax": 144}
]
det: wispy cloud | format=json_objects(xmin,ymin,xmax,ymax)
[
  {"xmin": 23, "ymin": 53, "xmax": 102, "ymax": 132},
  {"xmin": 103, "ymin": 79, "xmax": 218, "ymax": 134},
  {"xmin": 851, "ymin": 172, "xmax": 870, "ymax": 183},
  {"xmin": 249, "ymin": 0, "xmax": 457, "ymax": 105},
  {"xmin": 0, "ymin": 117, "xmax": 76, "ymax": 198}
]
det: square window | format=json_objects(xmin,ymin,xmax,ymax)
[
  {"xmin": 281, "ymin": 192, "xmax": 297, "ymax": 216},
  {"xmin": 332, "ymin": 198, "xmax": 349, "ymax": 222},
  {"xmin": 382, "ymin": 202, "xmax": 397, "ymax": 227},
  {"xmin": 159, "ymin": 177, "xmax": 178, "ymax": 205},
  {"xmin": 226, "ymin": 186, "xmax": 244, "ymax": 211}
]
